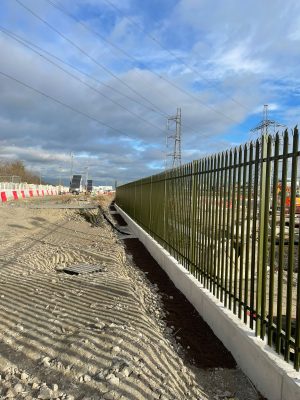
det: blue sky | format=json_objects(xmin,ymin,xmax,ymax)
[{"xmin": 0, "ymin": 0, "xmax": 300, "ymax": 185}]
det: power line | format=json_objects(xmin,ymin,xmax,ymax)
[
  {"xmin": 0, "ymin": 69, "xmax": 133, "ymax": 138},
  {"xmin": 0, "ymin": 26, "xmax": 164, "ymax": 116},
  {"xmin": 9, "ymin": 4, "xmax": 211, "ymax": 137},
  {"xmin": 16, "ymin": 0, "xmax": 240, "ymax": 125},
  {"xmin": 105, "ymin": 0, "xmax": 298, "ymax": 110},
  {"xmin": 46, "ymin": 0, "xmax": 244, "ymax": 121},
  {"xmin": 0, "ymin": 26, "xmax": 166, "ymax": 134},
  {"xmin": 15, "ymin": 0, "xmax": 167, "ymax": 117},
  {"xmin": 102, "ymin": 0, "xmax": 250, "ymax": 113},
  {"xmin": 47, "ymin": 0, "xmax": 240, "ymax": 124},
  {"xmin": 0, "ymin": 27, "xmax": 209, "ymax": 141}
]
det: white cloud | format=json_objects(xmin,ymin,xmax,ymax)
[
  {"xmin": 0, "ymin": 0, "xmax": 299, "ymax": 184},
  {"xmin": 215, "ymin": 44, "xmax": 267, "ymax": 75},
  {"xmin": 252, "ymin": 103, "xmax": 280, "ymax": 115}
]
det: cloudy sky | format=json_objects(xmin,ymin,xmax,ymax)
[{"xmin": 0, "ymin": 0, "xmax": 300, "ymax": 186}]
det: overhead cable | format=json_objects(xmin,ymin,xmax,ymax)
[
  {"xmin": 102, "ymin": 0, "xmax": 250, "ymax": 112},
  {"xmin": 0, "ymin": 26, "xmax": 166, "ymax": 134},
  {"xmin": 0, "ymin": 27, "xmax": 164, "ymax": 116},
  {"xmin": 16, "ymin": 0, "xmax": 240, "ymax": 125},
  {"xmin": 0, "ymin": 26, "xmax": 208, "ymax": 138},
  {"xmin": 0, "ymin": 70, "xmax": 133, "ymax": 138},
  {"xmin": 15, "ymin": 0, "xmax": 167, "ymax": 117},
  {"xmin": 11, "ymin": 2, "xmax": 210, "ymax": 136}
]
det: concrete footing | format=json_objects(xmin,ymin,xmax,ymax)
[{"xmin": 115, "ymin": 204, "xmax": 300, "ymax": 400}]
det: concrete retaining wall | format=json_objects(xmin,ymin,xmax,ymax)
[{"xmin": 115, "ymin": 204, "xmax": 300, "ymax": 400}]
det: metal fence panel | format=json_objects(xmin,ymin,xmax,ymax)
[{"xmin": 116, "ymin": 127, "xmax": 300, "ymax": 370}]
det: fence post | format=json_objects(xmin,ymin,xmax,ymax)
[
  {"xmin": 285, "ymin": 129, "xmax": 298, "ymax": 360},
  {"xmin": 189, "ymin": 160, "xmax": 197, "ymax": 275},
  {"xmin": 134, "ymin": 181, "xmax": 136, "ymax": 219},
  {"xmin": 256, "ymin": 134, "xmax": 267, "ymax": 336},
  {"xmin": 149, "ymin": 175, "xmax": 153, "ymax": 233},
  {"xmin": 163, "ymin": 170, "xmax": 167, "ymax": 244}
]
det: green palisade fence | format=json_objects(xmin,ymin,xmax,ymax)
[{"xmin": 116, "ymin": 128, "xmax": 300, "ymax": 370}]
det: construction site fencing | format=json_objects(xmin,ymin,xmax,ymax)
[
  {"xmin": 116, "ymin": 128, "xmax": 300, "ymax": 371},
  {"xmin": 0, "ymin": 182, "xmax": 66, "ymax": 191}
]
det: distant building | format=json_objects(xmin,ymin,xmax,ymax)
[{"xmin": 93, "ymin": 185, "xmax": 113, "ymax": 194}]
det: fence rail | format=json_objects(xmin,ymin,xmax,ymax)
[{"xmin": 116, "ymin": 128, "xmax": 300, "ymax": 370}]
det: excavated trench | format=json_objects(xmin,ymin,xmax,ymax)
[
  {"xmin": 110, "ymin": 204, "xmax": 268, "ymax": 400},
  {"xmin": 110, "ymin": 205, "xmax": 236, "ymax": 369}
]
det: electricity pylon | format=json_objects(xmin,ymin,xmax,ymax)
[
  {"xmin": 251, "ymin": 104, "xmax": 285, "ymax": 138},
  {"xmin": 166, "ymin": 108, "xmax": 182, "ymax": 169}
]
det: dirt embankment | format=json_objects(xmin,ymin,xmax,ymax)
[{"xmin": 0, "ymin": 197, "xmax": 262, "ymax": 400}]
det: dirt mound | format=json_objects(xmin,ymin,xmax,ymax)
[{"xmin": 0, "ymin": 198, "xmax": 262, "ymax": 399}]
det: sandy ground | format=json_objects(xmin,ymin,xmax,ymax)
[{"xmin": 0, "ymin": 196, "xmax": 262, "ymax": 400}]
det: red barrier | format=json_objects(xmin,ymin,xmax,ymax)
[
  {"xmin": 1, "ymin": 192, "xmax": 7, "ymax": 202},
  {"xmin": 0, "ymin": 187, "xmax": 59, "ymax": 202}
]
